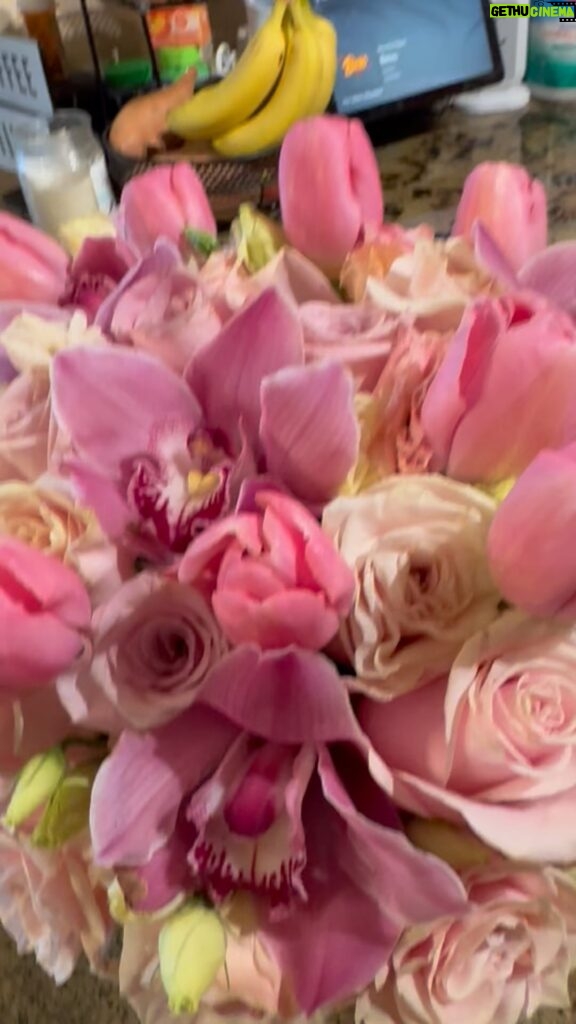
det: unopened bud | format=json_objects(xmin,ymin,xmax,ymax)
[
  {"xmin": 159, "ymin": 902, "xmax": 226, "ymax": 1015},
  {"xmin": 3, "ymin": 747, "xmax": 66, "ymax": 831}
]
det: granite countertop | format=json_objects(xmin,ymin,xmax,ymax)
[{"xmin": 2, "ymin": 97, "xmax": 576, "ymax": 1024}]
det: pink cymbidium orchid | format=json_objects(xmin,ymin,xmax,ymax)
[
  {"xmin": 90, "ymin": 646, "xmax": 466, "ymax": 1015},
  {"xmin": 50, "ymin": 288, "xmax": 359, "ymax": 562}
]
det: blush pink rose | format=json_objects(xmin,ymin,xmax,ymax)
[
  {"xmin": 0, "ymin": 537, "xmax": 91, "ymax": 690},
  {"xmin": 179, "ymin": 490, "xmax": 354, "ymax": 651},
  {"xmin": 323, "ymin": 476, "xmax": 499, "ymax": 698},
  {"xmin": 0, "ymin": 367, "xmax": 53, "ymax": 482},
  {"xmin": 358, "ymin": 234, "xmax": 498, "ymax": 333},
  {"xmin": 357, "ymin": 865, "xmax": 576, "ymax": 1024},
  {"xmin": 347, "ymin": 326, "xmax": 450, "ymax": 484},
  {"xmin": 58, "ymin": 572, "xmax": 229, "ymax": 732},
  {"xmin": 340, "ymin": 223, "xmax": 433, "ymax": 303},
  {"xmin": 300, "ymin": 301, "xmax": 396, "ymax": 391},
  {"xmin": 360, "ymin": 611, "xmax": 576, "ymax": 862},
  {"xmin": 0, "ymin": 828, "xmax": 113, "ymax": 984}
]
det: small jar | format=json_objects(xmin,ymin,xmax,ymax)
[
  {"xmin": 18, "ymin": 0, "xmax": 66, "ymax": 87},
  {"xmin": 13, "ymin": 109, "xmax": 115, "ymax": 239}
]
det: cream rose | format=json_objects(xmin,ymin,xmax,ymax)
[
  {"xmin": 323, "ymin": 476, "xmax": 500, "ymax": 698},
  {"xmin": 0, "ymin": 310, "xmax": 104, "ymax": 373},
  {"xmin": 0, "ymin": 368, "xmax": 52, "ymax": 482},
  {"xmin": 357, "ymin": 865, "xmax": 576, "ymax": 1024},
  {"xmin": 0, "ymin": 480, "xmax": 118, "ymax": 600}
]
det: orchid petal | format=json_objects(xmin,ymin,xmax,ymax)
[
  {"xmin": 260, "ymin": 361, "xmax": 359, "ymax": 504},
  {"xmin": 51, "ymin": 345, "xmax": 201, "ymax": 472},
  {"xmin": 186, "ymin": 288, "xmax": 303, "ymax": 450},
  {"xmin": 90, "ymin": 705, "xmax": 238, "ymax": 866},
  {"xmin": 196, "ymin": 646, "xmax": 361, "ymax": 745}
]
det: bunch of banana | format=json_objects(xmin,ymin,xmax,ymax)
[{"xmin": 166, "ymin": 0, "xmax": 337, "ymax": 159}]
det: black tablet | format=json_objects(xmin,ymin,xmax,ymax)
[{"xmin": 315, "ymin": 0, "xmax": 503, "ymax": 122}]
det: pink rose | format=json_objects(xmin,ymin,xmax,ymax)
[
  {"xmin": 360, "ymin": 611, "xmax": 576, "ymax": 862},
  {"xmin": 422, "ymin": 295, "xmax": 576, "ymax": 483},
  {"xmin": 0, "ymin": 828, "xmax": 112, "ymax": 984},
  {"xmin": 96, "ymin": 242, "xmax": 221, "ymax": 375},
  {"xmin": 323, "ymin": 476, "xmax": 499, "ymax": 697},
  {"xmin": 347, "ymin": 326, "xmax": 450, "ymax": 484},
  {"xmin": 0, "ymin": 368, "xmax": 53, "ymax": 482},
  {"xmin": 357, "ymin": 865, "xmax": 576, "ymax": 1024},
  {"xmin": 179, "ymin": 490, "xmax": 354, "ymax": 651},
  {"xmin": 356, "ymin": 233, "xmax": 498, "ymax": 333},
  {"xmin": 0, "ymin": 537, "xmax": 91, "ymax": 690},
  {"xmin": 300, "ymin": 301, "xmax": 396, "ymax": 391},
  {"xmin": 279, "ymin": 115, "xmax": 384, "ymax": 276},
  {"xmin": 119, "ymin": 909, "xmax": 289, "ymax": 1024},
  {"xmin": 340, "ymin": 223, "xmax": 432, "ymax": 303},
  {"xmin": 453, "ymin": 162, "xmax": 547, "ymax": 273},
  {"xmin": 59, "ymin": 572, "xmax": 229, "ymax": 731}
]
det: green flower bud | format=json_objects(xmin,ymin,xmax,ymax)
[
  {"xmin": 3, "ymin": 746, "xmax": 66, "ymax": 831},
  {"xmin": 159, "ymin": 901, "xmax": 226, "ymax": 1015},
  {"xmin": 231, "ymin": 203, "xmax": 286, "ymax": 274},
  {"xmin": 31, "ymin": 760, "xmax": 100, "ymax": 849}
]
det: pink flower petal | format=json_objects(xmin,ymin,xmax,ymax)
[
  {"xmin": 260, "ymin": 361, "xmax": 359, "ymax": 503},
  {"xmin": 196, "ymin": 646, "xmax": 361, "ymax": 745},
  {"xmin": 186, "ymin": 287, "xmax": 304, "ymax": 451},
  {"xmin": 90, "ymin": 705, "xmax": 238, "ymax": 866},
  {"xmin": 51, "ymin": 345, "xmax": 201, "ymax": 472},
  {"xmin": 95, "ymin": 240, "xmax": 181, "ymax": 335},
  {"xmin": 472, "ymin": 221, "xmax": 519, "ymax": 292},
  {"xmin": 519, "ymin": 241, "xmax": 576, "ymax": 318},
  {"xmin": 487, "ymin": 445, "xmax": 576, "ymax": 617}
]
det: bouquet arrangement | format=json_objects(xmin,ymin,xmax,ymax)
[{"xmin": 1, "ymin": 112, "xmax": 576, "ymax": 1024}]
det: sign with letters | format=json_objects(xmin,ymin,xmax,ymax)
[{"xmin": 0, "ymin": 35, "xmax": 52, "ymax": 172}]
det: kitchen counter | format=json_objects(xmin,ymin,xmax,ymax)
[
  {"xmin": 2, "ymin": 97, "xmax": 576, "ymax": 1024},
  {"xmin": 375, "ymin": 98, "xmax": 576, "ymax": 242}
]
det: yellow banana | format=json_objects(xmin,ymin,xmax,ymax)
[
  {"xmin": 167, "ymin": 0, "xmax": 288, "ymax": 142},
  {"xmin": 303, "ymin": 1, "xmax": 338, "ymax": 116},
  {"xmin": 212, "ymin": 0, "xmax": 320, "ymax": 159}
]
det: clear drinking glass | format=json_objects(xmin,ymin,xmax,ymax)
[{"xmin": 13, "ymin": 109, "xmax": 114, "ymax": 239}]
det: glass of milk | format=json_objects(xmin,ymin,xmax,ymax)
[{"xmin": 13, "ymin": 109, "xmax": 114, "ymax": 238}]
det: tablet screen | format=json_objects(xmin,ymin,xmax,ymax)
[{"xmin": 315, "ymin": 0, "xmax": 499, "ymax": 117}]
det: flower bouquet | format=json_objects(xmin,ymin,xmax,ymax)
[{"xmin": 1, "ymin": 113, "xmax": 576, "ymax": 1024}]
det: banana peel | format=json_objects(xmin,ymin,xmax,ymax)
[{"xmin": 231, "ymin": 203, "xmax": 286, "ymax": 273}]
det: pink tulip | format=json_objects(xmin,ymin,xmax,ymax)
[
  {"xmin": 0, "ymin": 213, "xmax": 68, "ymax": 304},
  {"xmin": 117, "ymin": 163, "xmax": 217, "ymax": 258},
  {"xmin": 488, "ymin": 443, "xmax": 576, "ymax": 618},
  {"xmin": 0, "ymin": 537, "xmax": 91, "ymax": 689},
  {"xmin": 178, "ymin": 490, "xmax": 355, "ymax": 651},
  {"xmin": 453, "ymin": 162, "xmax": 547, "ymax": 273},
  {"xmin": 279, "ymin": 115, "xmax": 384, "ymax": 275},
  {"xmin": 421, "ymin": 295, "xmax": 576, "ymax": 483}
]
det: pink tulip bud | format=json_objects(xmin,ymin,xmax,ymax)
[
  {"xmin": 279, "ymin": 115, "xmax": 384, "ymax": 276},
  {"xmin": 453, "ymin": 162, "xmax": 547, "ymax": 273},
  {"xmin": 0, "ymin": 213, "xmax": 68, "ymax": 304},
  {"xmin": 117, "ymin": 163, "xmax": 217, "ymax": 258},
  {"xmin": 488, "ymin": 443, "xmax": 576, "ymax": 619}
]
